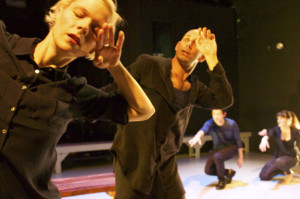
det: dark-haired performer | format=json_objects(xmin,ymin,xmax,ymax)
[
  {"xmin": 189, "ymin": 109, "xmax": 243, "ymax": 189},
  {"xmin": 259, "ymin": 110, "xmax": 300, "ymax": 184}
]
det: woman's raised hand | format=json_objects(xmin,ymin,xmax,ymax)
[{"xmin": 93, "ymin": 23, "xmax": 124, "ymax": 69}]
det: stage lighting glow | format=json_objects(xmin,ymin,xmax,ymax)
[{"xmin": 276, "ymin": 42, "xmax": 284, "ymax": 50}]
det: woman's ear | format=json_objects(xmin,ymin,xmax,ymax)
[{"xmin": 50, "ymin": 6, "xmax": 64, "ymax": 27}]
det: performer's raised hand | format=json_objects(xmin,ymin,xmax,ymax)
[{"xmin": 93, "ymin": 23, "xmax": 124, "ymax": 69}]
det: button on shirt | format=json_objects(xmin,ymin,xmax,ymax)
[{"xmin": 0, "ymin": 21, "xmax": 128, "ymax": 199}]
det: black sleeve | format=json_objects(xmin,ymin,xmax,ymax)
[
  {"xmin": 267, "ymin": 127, "xmax": 277, "ymax": 138},
  {"xmin": 67, "ymin": 77, "xmax": 129, "ymax": 125},
  {"xmin": 195, "ymin": 62, "xmax": 233, "ymax": 109}
]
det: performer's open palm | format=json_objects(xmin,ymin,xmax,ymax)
[
  {"xmin": 195, "ymin": 27, "xmax": 217, "ymax": 59},
  {"xmin": 93, "ymin": 23, "xmax": 124, "ymax": 69},
  {"xmin": 188, "ymin": 136, "xmax": 202, "ymax": 147}
]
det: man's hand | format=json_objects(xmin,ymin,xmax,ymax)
[
  {"xmin": 237, "ymin": 148, "xmax": 244, "ymax": 168},
  {"xmin": 195, "ymin": 27, "xmax": 218, "ymax": 70},
  {"xmin": 93, "ymin": 23, "xmax": 124, "ymax": 69},
  {"xmin": 237, "ymin": 157, "xmax": 243, "ymax": 168},
  {"xmin": 188, "ymin": 135, "xmax": 202, "ymax": 147}
]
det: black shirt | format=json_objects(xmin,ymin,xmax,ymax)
[
  {"xmin": 0, "ymin": 21, "xmax": 128, "ymax": 199},
  {"xmin": 112, "ymin": 54, "xmax": 233, "ymax": 194},
  {"xmin": 267, "ymin": 126, "xmax": 300, "ymax": 158}
]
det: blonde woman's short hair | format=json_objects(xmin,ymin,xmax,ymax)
[
  {"xmin": 45, "ymin": 0, "xmax": 122, "ymax": 28},
  {"xmin": 45, "ymin": 0, "xmax": 123, "ymax": 60}
]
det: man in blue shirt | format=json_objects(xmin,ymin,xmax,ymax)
[{"xmin": 189, "ymin": 109, "xmax": 243, "ymax": 189}]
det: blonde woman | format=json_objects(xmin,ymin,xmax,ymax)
[{"xmin": 0, "ymin": 0, "xmax": 154, "ymax": 198}]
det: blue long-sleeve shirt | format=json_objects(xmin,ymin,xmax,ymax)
[{"xmin": 201, "ymin": 117, "xmax": 243, "ymax": 150}]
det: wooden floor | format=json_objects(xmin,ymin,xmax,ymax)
[{"xmin": 52, "ymin": 152, "xmax": 300, "ymax": 199}]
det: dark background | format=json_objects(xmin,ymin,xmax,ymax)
[{"xmin": 1, "ymin": 0, "xmax": 300, "ymax": 154}]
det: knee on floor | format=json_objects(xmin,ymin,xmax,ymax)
[{"xmin": 259, "ymin": 173, "xmax": 271, "ymax": 181}]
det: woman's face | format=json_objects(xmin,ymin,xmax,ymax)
[
  {"xmin": 277, "ymin": 116, "xmax": 291, "ymax": 127},
  {"xmin": 51, "ymin": 0, "xmax": 112, "ymax": 57}
]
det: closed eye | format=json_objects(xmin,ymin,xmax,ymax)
[{"xmin": 73, "ymin": 7, "xmax": 86, "ymax": 18}]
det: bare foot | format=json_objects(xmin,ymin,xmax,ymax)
[{"xmin": 282, "ymin": 172, "xmax": 293, "ymax": 184}]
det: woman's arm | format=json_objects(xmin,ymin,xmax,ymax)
[
  {"xmin": 93, "ymin": 24, "xmax": 154, "ymax": 122},
  {"xmin": 259, "ymin": 135, "xmax": 270, "ymax": 152},
  {"xmin": 258, "ymin": 129, "xmax": 268, "ymax": 136},
  {"xmin": 107, "ymin": 61, "xmax": 155, "ymax": 121}
]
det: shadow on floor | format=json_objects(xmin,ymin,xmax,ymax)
[{"xmin": 272, "ymin": 175, "xmax": 300, "ymax": 190}]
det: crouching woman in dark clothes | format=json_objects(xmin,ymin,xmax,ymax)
[{"xmin": 259, "ymin": 110, "xmax": 300, "ymax": 184}]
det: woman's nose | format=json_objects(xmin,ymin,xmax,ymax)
[{"xmin": 77, "ymin": 19, "xmax": 92, "ymax": 36}]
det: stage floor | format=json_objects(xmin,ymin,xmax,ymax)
[{"xmin": 52, "ymin": 152, "xmax": 300, "ymax": 199}]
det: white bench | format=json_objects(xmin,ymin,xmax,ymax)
[
  {"xmin": 55, "ymin": 132, "xmax": 252, "ymax": 173},
  {"xmin": 55, "ymin": 141, "xmax": 113, "ymax": 174},
  {"xmin": 182, "ymin": 131, "xmax": 252, "ymax": 159}
]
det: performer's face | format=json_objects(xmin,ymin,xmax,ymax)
[
  {"xmin": 51, "ymin": 0, "xmax": 112, "ymax": 58},
  {"xmin": 212, "ymin": 109, "xmax": 226, "ymax": 126},
  {"xmin": 277, "ymin": 116, "xmax": 291, "ymax": 127},
  {"xmin": 175, "ymin": 29, "xmax": 204, "ymax": 66}
]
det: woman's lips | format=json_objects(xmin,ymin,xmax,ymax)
[{"xmin": 67, "ymin": 34, "xmax": 80, "ymax": 45}]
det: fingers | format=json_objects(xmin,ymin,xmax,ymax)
[
  {"xmin": 206, "ymin": 29, "xmax": 211, "ymax": 38},
  {"xmin": 198, "ymin": 140, "xmax": 202, "ymax": 146},
  {"xmin": 259, "ymin": 145, "xmax": 264, "ymax": 152},
  {"xmin": 96, "ymin": 23, "xmax": 114, "ymax": 49},
  {"xmin": 197, "ymin": 27, "xmax": 215, "ymax": 40},
  {"xmin": 202, "ymin": 27, "xmax": 213, "ymax": 40},
  {"xmin": 188, "ymin": 138, "xmax": 202, "ymax": 147},
  {"xmin": 96, "ymin": 29, "xmax": 104, "ymax": 49},
  {"xmin": 237, "ymin": 160, "xmax": 242, "ymax": 168},
  {"xmin": 188, "ymin": 140, "xmax": 195, "ymax": 147},
  {"xmin": 259, "ymin": 143, "xmax": 264, "ymax": 151},
  {"xmin": 108, "ymin": 24, "xmax": 114, "ymax": 47},
  {"xmin": 259, "ymin": 144, "xmax": 266, "ymax": 152},
  {"xmin": 103, "ymin": 24, "xmax": 109, "ymax": 46},
  {"xmin": 188, "ymin": 138, "xmax": 199, "ymax": 147},
  {"xmin": 258, "ymin": 129, "xmax": 267, "ymax": 136},
  {"xmin": 197, "ymin": 27, "xmax": 202, "ymax": 37},
  {"xmin": 116, "ymin": 31, "xmax": 125, "ymax": 52}
]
